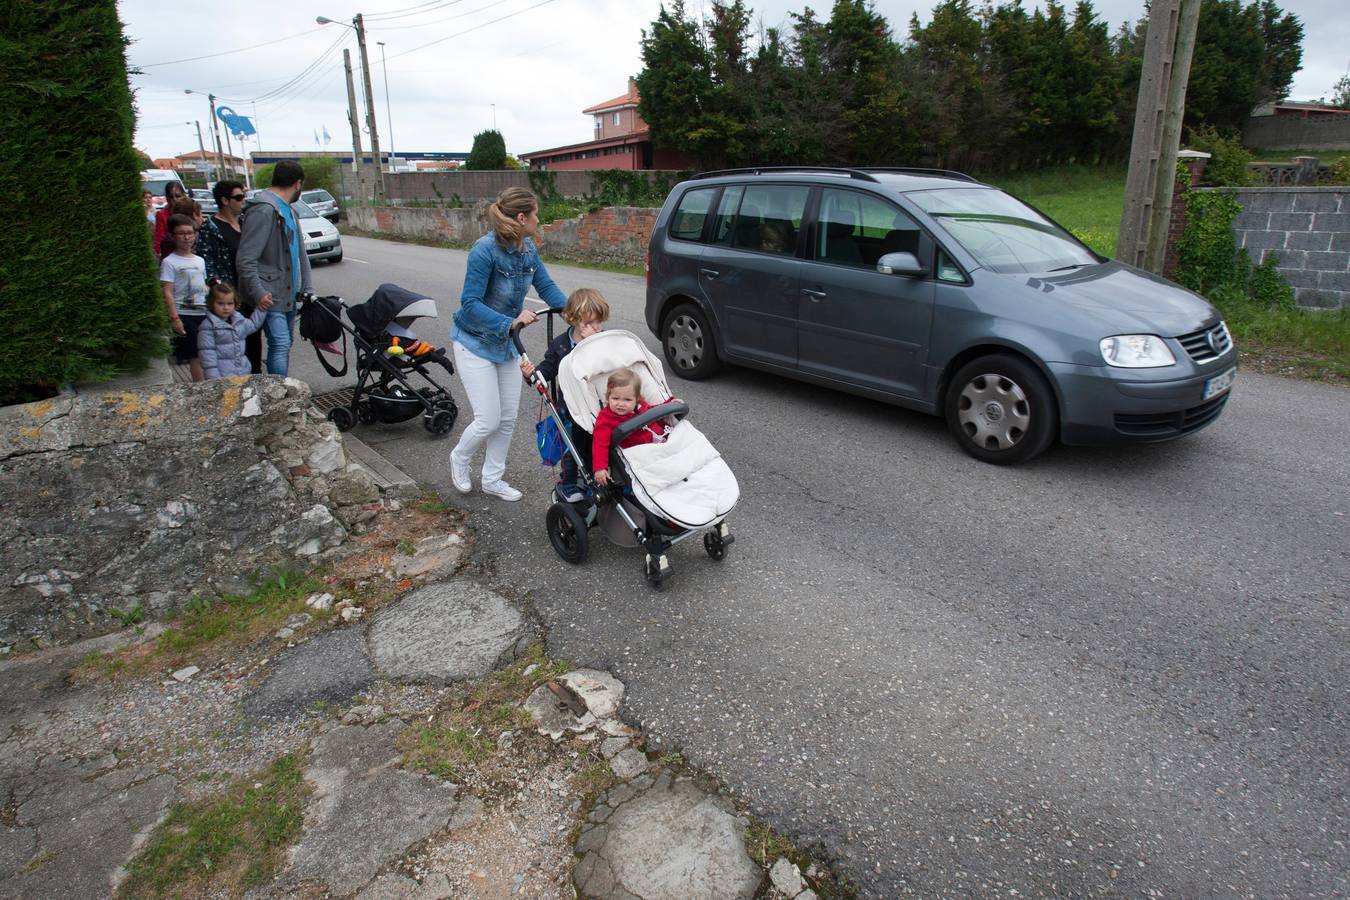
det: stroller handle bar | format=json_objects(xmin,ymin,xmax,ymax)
[{"xmin": 610, "ymin": 400, "xmax": 690, "ymax": 446}]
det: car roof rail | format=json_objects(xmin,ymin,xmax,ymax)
[
  {"xmin": 859, "ymin": 167, "xmax": 980, "ymax": 183},
  {"xmin": 691, "ymin": 166, "xmax": 881, "ymax": 182}
]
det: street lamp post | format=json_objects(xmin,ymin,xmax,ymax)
[{"xmin": 377, "ymin": 41, "xmax": 394, "ymax": 172}]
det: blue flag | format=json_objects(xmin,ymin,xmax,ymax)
[{"xmin": 323, "ymin": 126, "xmax": 332, "ymax": 145}]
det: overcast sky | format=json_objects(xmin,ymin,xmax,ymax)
[{"xmin": 124, "ymin": 0, "xmax": 1350, "ymax": 161}]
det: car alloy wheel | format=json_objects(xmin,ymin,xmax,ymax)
[{"xmin": 661, "ymin": 303, "xmax": 719, "ymax": 380}]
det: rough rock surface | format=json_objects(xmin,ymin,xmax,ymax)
[
  {"xmin": 524, "ymin": 669, "xmax": 627, "ymax": 741},
  {"xmin": 288, "ymin": 722, "xmax": 473, "ymax": 896},
  {"xmin": 0, "ymin": 377, "xmax": 371, "ymax": 649},
  {"xmin": 574, "ymin": 768, "xmax": 760, "ymax": 900},
  {"xmin": 369, "ymin": 582, "xmax": 527, "ymax": 684},
  {"xmin": 243, "ymin": 625, "xmax": 375, "ymax": 721},
  {"xmin": 1, "ymin": 752, "xmax": 175, "ymax": 899}
]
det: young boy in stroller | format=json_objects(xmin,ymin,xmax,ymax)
[{"xmin": 515, "ymin": 318, "xmax": 737, "ymax": 588}]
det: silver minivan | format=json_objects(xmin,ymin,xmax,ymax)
[{"xmin": 644, "ymin": 167, "xmax": 1238, "ymax": 464}]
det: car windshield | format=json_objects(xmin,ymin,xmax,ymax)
[
  {"xmin": 907, "ymin": 188, "xmax": 1097, "ymax": 274},
  {"xmin": 302, "ymin": 191, "xmax": 333, "ymax": 204},
  {"xmin": 143, "ymin": 178, "xmax": 178, "ymax": 197},
  {"xmin": 292, "ymin": 200, "xmax": 319, "ymax": 219}
]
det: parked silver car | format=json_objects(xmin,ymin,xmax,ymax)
[
  {"xmin": 294, "ymin": 199, "xmax": 342, "ymax": 263},
  {"xmin": 300, "ymin": 189, "xmax": 340, "ymax": 223},
  {"xmin": 191, "ymin": 188, "xmax": 218, "ymax": 216},
  {"xmin": 645, "ymin": 167, "xmax": 1237, "ymax": 464}
]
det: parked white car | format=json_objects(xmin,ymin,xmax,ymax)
[{"xmin": 294, "ymin": 199, "xmax": 342, "ymax": 263}]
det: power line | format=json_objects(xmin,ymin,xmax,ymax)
[
  {"xmin": 373, "ymin": 0, "xmax": 513, "ymax": 31},
  {"xmin": 221, "ymin": 32, "xmax": 349, "ymax": 105},
  {"xmin": 384, "ymin": 0, "xmax": 560, "ymax": 61},
  {"xmin": 365, "ymin": 0, "xmax": 467, "ymax": 21},
  {"xmin": 134, "ymin": 25, "xmax": 328, "ymax": 68}
]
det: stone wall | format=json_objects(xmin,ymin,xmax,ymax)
[
  {"xmin": 382, "ymin": 170, "xmax": 683, "ymax": 202},
  {"xmin": 0, "ymin": 377, "xmax": 385, "ymax": 650},
  {"xmin": 1243, "ymin": 115, "xmax": 1350, "ymax": 153},
  {"xmin": 348, "ymin": 205, "xmax": 661, "ymax": 268},
  {"xmin": 1214, "ymin": 186, "xmax": 1350, "ymax": 309}
]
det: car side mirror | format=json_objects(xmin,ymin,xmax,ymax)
[{"xmin": 877, "ymin": 252, "xmax": 927, "ymax": 277}]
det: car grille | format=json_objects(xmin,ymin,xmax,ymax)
[
  {"xmin": 308, "ymin": 230, "xmax": 325, "ymax": 238},
  {"xmin": 1175, "ymin": 322, "xmax": 1232, "ymax": 363},
  {"xmin": 1113, "ymin": 393, "xmax": 1231, "ymax": 437}
]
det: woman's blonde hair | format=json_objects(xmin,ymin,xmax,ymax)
[
  {"xmin": 564, "ymin": 288, "xmax": 610, "ymax": 325},
  {"xmin": 487, "ymin": 186, "xmax": 538, "ymax": 249},
  {"xmin": 605, "ymin": 367, "xmax": 640, "ymax": 398}
]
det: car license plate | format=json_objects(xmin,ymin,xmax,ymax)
[
  {"xmin": 305, "ymin": 242, "xmax": 319, "ymax": 252},
  {"xmin": 1203, "ymin": 368, "xmax": 1236, "ymax": 400}
]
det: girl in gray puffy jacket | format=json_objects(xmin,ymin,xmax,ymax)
[{"xmin": 197, "ymin": 280, "xmax": 271, "ymax": 379}]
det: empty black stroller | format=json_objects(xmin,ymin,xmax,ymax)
[{"xmin": 298, "ymin": 284, "xmax": 458, "ymax": 436}]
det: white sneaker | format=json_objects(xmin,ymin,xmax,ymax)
[
  {"xmin": 481, "ymin": 480, "xmax": 523, "ymax": 502},
  {"xmin": 449, "ymin": 452, "xmax": 472, "ymax": 494}
]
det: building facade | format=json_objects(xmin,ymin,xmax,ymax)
[{"xmin": 520, "ymin": 78, "xmax": 693, "ymax": 172}]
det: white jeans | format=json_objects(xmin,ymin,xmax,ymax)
[{"xmin": 450, "ymin": 340, "xmax": 523, "ymax": 485}]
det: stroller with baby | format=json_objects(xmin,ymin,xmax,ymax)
[
  {"xmin": 298, "ymin": 283, "xmax": 458, "ymax": 436},
  {"xmin": 514, "ymin": 318, "xmax": 737, "ymax": 588}
]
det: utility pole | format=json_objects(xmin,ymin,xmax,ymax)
[
  {"xmin": 353, "ymin": 14, "xmax": 385, "ymax": 198},
  {"xmin": 207, "ymin": 93, "xmax": 227, "ymax": 183},
  {"xmin": 192, "ymin": 120, "xmax": 214, "ymax": 183},
  {"xmin": 1144, "ymin": 0, "xmax": 1202, "ymax": 272},
  {"xmin": 343, "ymin": 48, "xmax": 367, "ymax": 198},
  {"xmin": 1116, "ymin": 0, "xmax": 1200, "ymax": 273}
]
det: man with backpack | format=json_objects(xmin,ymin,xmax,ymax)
[{"xmin": 238, "ymin": 160, "xmax": 313, "ymax": 376}]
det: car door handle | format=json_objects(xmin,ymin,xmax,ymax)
[
  {"xmin": 699, "ymin": 268, "xmax": 720, "ymax": 278},
  {"xmin": 801, "ymin": 288, "xmax": 827, "ymax": 301}
]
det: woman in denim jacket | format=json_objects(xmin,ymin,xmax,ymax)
[{"xmin": 448, "ymin": 187, "xmax": 567, "ymax": 501}]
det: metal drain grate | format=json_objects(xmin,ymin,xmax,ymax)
[{"xmin": 309, "ymin": 387, "xmax": 356, "ymax": 415}]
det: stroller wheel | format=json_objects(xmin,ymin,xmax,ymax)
[
  {"xmin": 424, "ymin": 408, "xmax": 455, "ymax": 436},
  {"xmin": 327, "ymin": 406, "xmax": 355, "ymax": 432},
  {"xmin": 704, "ymin": 531, "xmax": 728, "ymax": 561},
  {"xmin": 547, "ymin": 502, "xmax": 589, "ymax": 564},
  {"xmin": 644, "ymin": 553, "xmax": 673, "ymax": 590}
]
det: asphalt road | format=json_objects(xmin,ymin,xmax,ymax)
[{"xmin": 299, "ymin": 234, "xmax": 1350, "ymax": 898}]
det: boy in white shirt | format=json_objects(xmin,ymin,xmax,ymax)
[{"xmin": 160, "ymin": 213, "xmax": 209, "ymax": 381}]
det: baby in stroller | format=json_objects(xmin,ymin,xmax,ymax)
[{"xmin": 515, "ymin": 324, "xmax": 737, "ymax": 588}]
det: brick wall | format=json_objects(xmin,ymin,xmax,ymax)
[{"xmin": 348, "ymin": 205, "xmax": 660, "ymax": 267}]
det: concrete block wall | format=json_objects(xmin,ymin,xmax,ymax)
[{"xmin": 1219, "ymin": 187, "xmax": 1350, "ymax": 309}]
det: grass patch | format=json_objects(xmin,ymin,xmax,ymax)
[
  {"xmin": 986, "ymin": 165, "xmax": 1126, "ymax": 257},
  {"xmin": 118, "ymin": 754, "xmax": 310, "ymax": 899},
  {"xmin": 415, "ymin": 496, "xmax": 448, "ymax": 514},
  {"xmin": 71, "ymin": 568, "xmax": 322, "ymax": 682},
  {"xmin": 396, "ymin": 643, "xmax": 569, "ymax": 780},
  {"xmin": 1216, "ymin": 295, "xmax": 1350, "ymax": 382},
  {"xmin": 1246, "ymin": 147, "xmax": 1345, "ymax": 162}
]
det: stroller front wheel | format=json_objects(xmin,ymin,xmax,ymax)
[
  {"xmin": 547, "ymin": 502, "xmax": 589, "ymax": 564},
  {"xmin": 424, "ymin": 408, "xmax": 455, "ymax": 436}
]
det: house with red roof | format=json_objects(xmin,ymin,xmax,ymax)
[{"xmin": 519, "ymin": 78, "xmax": 693, "ymax": 171}]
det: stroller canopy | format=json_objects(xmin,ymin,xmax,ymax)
[{"xmin": 347, "ymin": 283, "xmax": 438, "ymax": 340}]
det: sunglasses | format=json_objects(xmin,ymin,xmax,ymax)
[{"xmin": 228, "ymin": 194, "xmax": 246, "ymax": 201}]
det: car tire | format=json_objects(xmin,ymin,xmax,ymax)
[
  {"xmin": 329, "ymin": 251, "xmax": 343, "ymax": 264},
  {"xmin": 661, "ymin": 303, "xmax": 719, "ymax": 380},
  {"xmin": 945, "ymin": 354, "xmax": 1057, "ymax": 465}
]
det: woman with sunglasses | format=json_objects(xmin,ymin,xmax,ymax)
[{"xmin": 194, "ymin": 180, "xmax": 261, "ymax": 372}]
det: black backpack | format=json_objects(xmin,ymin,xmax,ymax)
[{"xmin": 299, "ymin": 294, "xmax": 348, "ymax": 377}]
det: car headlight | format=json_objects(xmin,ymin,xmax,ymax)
[{"xmin": 1099, "ymin": 334, "xmax": 1176, "ymax": 368}]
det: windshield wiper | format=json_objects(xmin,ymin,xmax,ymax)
[{"xmin": 1047, "ymin": 263, "xmax": 1094, "ymax": 272}]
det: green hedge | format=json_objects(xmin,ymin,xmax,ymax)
[{"xmin": 0, "ymin": 0, "xmax": 164, "ymax": 403}]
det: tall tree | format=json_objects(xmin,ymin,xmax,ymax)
[{"xmin": 464, "ymin": 129, "xmax": 507, "ymax": 169}]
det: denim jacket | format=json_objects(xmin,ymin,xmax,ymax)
[{"xmin": 451, "ymin": 232, "xmax": 566, "ymax": 363}]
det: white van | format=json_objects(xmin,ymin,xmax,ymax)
[{"xmin": 141, "ymin": 169, "xmax": 184, "ymax": 209}]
